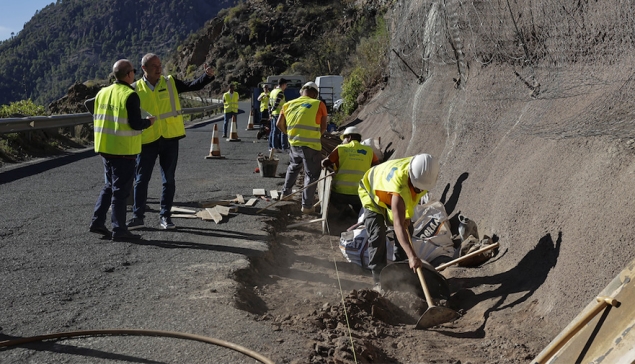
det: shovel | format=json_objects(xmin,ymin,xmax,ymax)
[{"xmin": 414, "ymin": 265, "xmax": 459, "ymax": 329}]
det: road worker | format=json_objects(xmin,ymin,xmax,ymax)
[
  {"xmin": 322, "ymin": 126, "xmax": 379, "ymax": 216},
  {"xmin": 269, "ymin": 78, "xmax": 289, "ymax": 152},
  {"xmin": 277, "ymin": 81, "xmax": 328, "ymax": 213},
  {"xmin": 257, "ymin": 84, "xmax": 270, "ymax": 124},
  {"xmin": 222, "ymin": 83, "xmax": 239, "ymax": 138},
  {"xmin": 358, "ymin": 154, "xmax": 440, "ymax": 289}
]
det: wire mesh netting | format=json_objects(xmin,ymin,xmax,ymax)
[{"xmin": 376, "ymin": 0, "xmax": 635, "ymax": 140}]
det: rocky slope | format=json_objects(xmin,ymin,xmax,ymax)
[{"xmin": 345, "ymin": 0, "xmax": 635, "ymax": 354}]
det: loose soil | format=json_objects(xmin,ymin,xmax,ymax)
[{"xmin": 235, "ymin": 202, "xmax": 539, "ymax": 364}]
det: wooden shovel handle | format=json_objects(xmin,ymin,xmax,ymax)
[
  {"xmin": 435, "ymin": 242, "xmax": 500, "ymax": 272},
  {"xmin": 416, "ymin": 266, "xmax": 436, "ymax": 308},
  {"xmin": 532, "ymin": 296, "xmax": 619, "ymax": 364}
]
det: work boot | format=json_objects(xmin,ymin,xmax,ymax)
[{"xmin": 126, "ymin": 217, "xmax": 145, "ymax": 230}]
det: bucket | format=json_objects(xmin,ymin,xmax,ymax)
[{"xmin": 257, "ymin": 157, "xmax": 279, "ymax": 177}]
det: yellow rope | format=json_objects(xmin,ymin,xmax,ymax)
[{"xmin": 327, "ymin": 234, "xmax": 358, "ymax": 364}]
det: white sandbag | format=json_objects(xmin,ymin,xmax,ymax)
[
  {"xmin": 340, "ymin": 228, "xmax": 370, "ymax": 267},
  {"xmin": 413, "ymin": 200, "xmax": 449, "ymax": 238}
]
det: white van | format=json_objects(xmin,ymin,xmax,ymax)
[{"xmin": 315, "ymin": 75, "xmax": 343, "ymax": 110}]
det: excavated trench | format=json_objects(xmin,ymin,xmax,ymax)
[{"xmin": 229, "ymin": 202, "xmax": 472, "ymax": 363}]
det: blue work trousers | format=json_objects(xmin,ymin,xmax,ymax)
[
  {"xmin": 269, "ymin": 114, "xmax": 289, "ymax": 150},
  {"xmin": 92, "ymin": 156, "xmax": 136, "ymax": 235},
  {"xmin": 133, "ymin": 138, "xmax": 179, "ymax": 219}
]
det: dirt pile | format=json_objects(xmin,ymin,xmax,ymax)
[{"xmin": 48, "ymin": 82, "xmax": 104, "ymax": 115}]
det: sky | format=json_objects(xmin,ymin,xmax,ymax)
[{"xmin": 0, "ymin": 0, "xmax": 54, "ymax": 41}]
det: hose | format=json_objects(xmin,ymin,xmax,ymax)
[{"xmin": 0, "ymin": 329, "xmax": 275, "ymax": 364}]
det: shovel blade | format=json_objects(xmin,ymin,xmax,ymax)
[{"xmin": 415, "ymin": 306, "xmax": 459, "ymax": 329}]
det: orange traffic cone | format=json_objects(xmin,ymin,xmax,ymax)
[
  {"xmin": 227, "ymin": 115, "xmax": 241, "ymax": 142},
  {"xmin": 246, "ymin": 109, "xmax": 255, "ymax": 130},
  {"xmin": 205, "ymin": 124, "xmax": 225, "ymax": 159}
]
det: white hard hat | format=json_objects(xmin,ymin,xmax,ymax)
[
  {"xmin": 301, "ymin": 81, "xmax": 319, "ymax": 92},
  {"xmin": 341, "ymin": 126, "xmax": 361, "ymax": 140},
  {"xmin": 408, "ymin": 154, "xmax": 439, "ymax": 191}
]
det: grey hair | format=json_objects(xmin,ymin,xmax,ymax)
[{"xmin": 141, "ymin": 53, "xmax": 159, "ymax": 67}]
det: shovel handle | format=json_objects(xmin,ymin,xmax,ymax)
[
  {"xmin": 435, "ymin": 242, "xmax": 500, "ymax": 272},
  {"xmin": 532, "ymin": 296, "xmax": 619, "ymax": 364},
  {"xmin": 416, "ymin": 267, "xmax": 436, "ymax": 308}
]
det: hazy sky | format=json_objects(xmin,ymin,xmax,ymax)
[{"xmin": 0, "ymin": 1, "xmax": 54, "ymax": 41}]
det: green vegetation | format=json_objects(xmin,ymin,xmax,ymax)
[
  {"xmin": 169, "ymin": 0, "xmax": 391, "ymax": 108},
  {"xmin": 0, "ymin": 0, "xmax": 234, "ymax": 107},
  {"xmin": 0, "ymin": 99, "xmax": 46, "ymax": 118},
  {"xmin": 340, "ymin": 16, "xmax": 390, "ymax": 115}
]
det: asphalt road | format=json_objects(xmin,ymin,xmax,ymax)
[{"xmin": 0, "ymin": 102, "xmax": 302, "ymax": 363}]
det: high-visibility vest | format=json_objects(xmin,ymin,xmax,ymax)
[
  {"xmin": 269, "ymin": 88, "xmax": 285, "ymax": 115},
  {"xmin": 333, "ymin": 140, "xmax": 374, "ymax": 195},
  {"xmin": 135, "ymin": 75, "xmax": 185, "ymax": 144},
  {"xmin": 259, "ymin": 93, "xmax": 269, "ymax": 112},
  {"xmin": 283, "ymin": 96, "xmax": 322, "ymax": 151},
  {"xmin": 223, "ymin": 91, "xmax": 239, "ymax": 113},
  {"xmin": 93, "ymin": 83, "xmax": 142, "ymax": 155},
  {"xmin": 358, "ymin": 157, "xmax": 426, "ymax": 224}
]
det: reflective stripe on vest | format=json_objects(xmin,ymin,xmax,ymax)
[
  {"xmin": 93, "ymin": 83, "xmax": 142, "ymax": 155},
  {"xmin": 269, "ymin": 88, "xmax": 285, "ymax": 115},
  {"xmin": 333, "ymin": 141, "xmax": 374, "ymax": 195},
  {"xmin": 223, "ymin": 92, "xmax": 239, "ymax": 113},
  {"xmin": 135, "ymin": 75, "xmax": 185, "ymax": 144},
  {"xmin": 358, "ymin": 157, "xmax": 426, "ymax": 224},
  {"xmin": 260, "ymin": 94, "xmax": 269, "ymax": 111},
  {"xmin": 284, "ymin": 96, "xmax": 321, "ymax": 151}
]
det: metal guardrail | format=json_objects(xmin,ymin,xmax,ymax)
[{"xmin": 0, "ymin": 103, "xmax": 223, "ymax": 135}]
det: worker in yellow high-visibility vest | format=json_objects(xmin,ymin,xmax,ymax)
[
  {"xmin": 127, "ymin": 53, "xmax": 214, "ymax": 231},
  {"xmin": 257, "ymin": 84, "xmax": 270, "ymax": 123},
  {"xmin": 269, "ymin": 78, "xmax": 289, "ymax": 152},
  {"xmin": 322, "ymin": 126, "xmax": 379, "ymax": 216},
  {"xmin": 222, "ymin": 83, "xmax": 239, "ymax": 138},
  {"xmin": 358, "ymin": 154, "xmax": 440, "ymax": 290},
  {"xmin": 277, "ymin": 82, "xmax": 328, "ymax": 214},
  {"xmin": 90, "ymin": 59, "xmax": 155, "ymax": 241}
]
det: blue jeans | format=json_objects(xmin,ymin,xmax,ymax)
[
  {"xmin": 223, "ymin": 112, "xmax": 237, "ymax": 137},
  {"xmin": 92, "ymin": 156, "xmax": 136, "ymax": 235},
  {"xmin": 269, "ymin": 114, "xmax": 289, "ymax": 150},
  {"xmin": 133, "ymin": 138, "xmax": 179, "ymax": 219},
  {"xmin": 282, "ymin": 145, "xmax": 321, "ymax": 208}
]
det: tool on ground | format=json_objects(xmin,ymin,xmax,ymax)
[
  {"xmin": 533, "ymin": 296, "xmax": 619, "ymax": 363},
  {"xmin": 255, "ymin": 172, "xmax": 335, "ymax": 213},
  {"xmin": 435, "ymin": 242, "xmax": 499, "ymax": 272}
]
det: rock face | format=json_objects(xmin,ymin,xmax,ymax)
[
  {"xmin": 48, "ymin": 82, "xmax": 105, "ymax": 115},
  {"xmin": 348, "ymin": 0, "xmax": 635, "ymax": 356}
]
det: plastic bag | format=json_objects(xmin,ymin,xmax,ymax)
[{"xmin": 413, "ymin": 201, "xmax": 449, "ymax": 238}]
